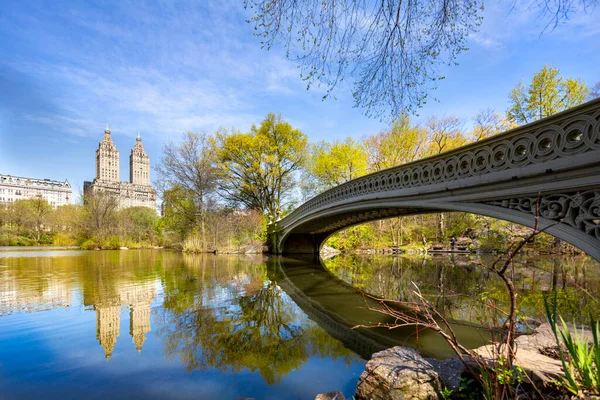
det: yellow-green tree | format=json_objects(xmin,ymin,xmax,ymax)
[
  {"xmin": 364, "ymin": 115, "xmax": 428, "ymax": 171},
  {"xmin": 507, "ymin": 65, "xmax": 589, "ymax": 125},
  {"xmin": 217, "ymin": 113, "xmax": 308, "ymax": 217},
  {"xmin": 23, "ymin": 197, "xmax": 52, "ymax": 241},
  {"xmin": 306, "ymin": 137, "xmax": 368, "ymax": 191}
]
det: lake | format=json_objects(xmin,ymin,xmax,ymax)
[{"xmin": 0, "ymin": 248, "xmax": 598, "ymax": 399}]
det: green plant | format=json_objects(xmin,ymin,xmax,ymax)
[
  {"xmin": 80, "ymin": 239, "xmax": 98, "ymax": 250},
  {"xmin": 455, "ymin": 377, "xmax": 478, "ymax": 399},
  {"xmin": 545, "ymin": 294, "xmax": 600, "ymax": 395},
  {"xmin": 439, "ymin": 386, "xmax": 453, "ymax": 399},
  {"xmin": 102, "ymin": 235, "xmax": 122, "ymax": 250}
]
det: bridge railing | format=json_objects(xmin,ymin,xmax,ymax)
[{"xmin": 281, "ymin": 98, "xmax": 600, "ymax": 228}]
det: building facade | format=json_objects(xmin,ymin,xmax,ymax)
[
  {"xmin": 84, "ymin": 127, "xmax": 156, "ymax": 210},
  {"xmin": 0, "ymin": 174, "xmax": 72, "ymax": 208}
]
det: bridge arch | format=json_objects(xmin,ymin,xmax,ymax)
[
  {"xmin": 273, "ymin": 99, "xmax": 600, "ymax": 261},
  {"xmin": 278, "ymin": 196, "xmax": 600, "ymax": 260}
]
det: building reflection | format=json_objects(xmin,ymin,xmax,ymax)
[
  {"xmin": 0, "ymin": 252, "xmax": 158, "ymax": 359},
  {"xmin": 94, "ymin": 282, "xmax": 156, "ymax": 358},
  {"xmin": 0, "ymin": 267, "xmax": 72, "ymax": 315}
]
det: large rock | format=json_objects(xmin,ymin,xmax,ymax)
[{"xmin": 355, "ymin": 347, "xmax": 440, "ymax": 400}]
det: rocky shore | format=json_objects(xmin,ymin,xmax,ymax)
[{"xmin": 314, "ymin": 323, "xmax": 596, "ymax": 399}]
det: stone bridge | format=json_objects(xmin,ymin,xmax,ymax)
[{"xmin": 271, "ymin": 98, "xmax": 600, "ymax": 261}]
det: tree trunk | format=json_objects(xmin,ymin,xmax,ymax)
[{"xmin": 437, "ymin": 213, "xmax": 445, "ymax": 242}]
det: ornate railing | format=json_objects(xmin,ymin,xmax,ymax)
[{"xmin": 281, "ymin": 98, "xmax": 600, "ymax": 228}]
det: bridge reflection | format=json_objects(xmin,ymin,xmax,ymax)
[{"xmin": 273, "ymin": 255, "xmax": 491, "ymax": 359}]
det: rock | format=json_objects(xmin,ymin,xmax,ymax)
[
  {"xmin": 355, "ymin": 347, "xmax": 440, "ymax": 400},
  {"xmin": 427, "ymin": 357, "xmax": 465, "ymax": 390},
  {"xmin": 315, "ymin": 391, "xmax": 345, "ymax": 400},
  {"xmin": 474, "ymin": 344, "xmax": 563, "ymax": 385},
  {"xmin": 119, "ymin": 247, "xmax": 129, "ymax": 250},
  {"xmin": 472, "ymin": 323, "xmax": 596, "ymax": 386}
]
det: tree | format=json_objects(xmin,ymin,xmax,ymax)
[
  {"xmin": 156, "ymin": 132, "xmax": 220, "ymax": 250},
  {"xmin": 217, "ymin": 113, "xmax": 308, "ymax": 217},
  {"xmin": 424, "ymin": 115, "xmax": 466, "ymax": 242},
  {"xmin": 120, "ymin": 207, "xmax": 158, "ymax": 244},
  {"xmin": 160, "ymin": 186, "xmax": 199, "ymax": 239},
  {"xmin": 470, "ymin": 108, "xmax": 514, "ymax": 141},
  {"xmin": 25, "ymin": 197, "xmax": 52, "ymax": 241},
  {"xmin": 425, "ymin": 115, "xmax": 466, "ymax": 156},
  {"xmin": 364, "ymin": 115, "xmax": 428, "ymax": 171},
  {"xmin": 246, "ymin": 0, "xmax": 483, "ymax": 117},
  {"xmin": 82, "ymin": 190, "xmax": 119, "ymax": 243},
  {"xmin": 590, "ymin": 81, "xmax": 600, "ymax": 100},
  {"xmin": 507, "ymin": 65, "xmax": 589, "ymax": 125},
  {"xmin": 246, "ymin": 0, "xmax": 594, "ymax": 117},
  {"xmin": 305, "ymin": 137, "xmax": 368, "ymax": 191}
]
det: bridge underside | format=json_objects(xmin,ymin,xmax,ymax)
[{"xmin": 280, "ymin": 189, "xmax": 600, "ymax": 261}]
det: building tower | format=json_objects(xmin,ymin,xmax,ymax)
[
  {"xmin": 96, "ymin": 125, "xmax": 120, "ymax": 182},
  {"xmin": 129, "ymin": 133, "xmax": 150, "ymax": 186}
]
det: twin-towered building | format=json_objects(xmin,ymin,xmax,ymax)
[{"xmin": 84, "ymin": 126, "xmax": 156, "ymax": 210}]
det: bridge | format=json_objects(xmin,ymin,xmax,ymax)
[{"xmin": 271, "ymin": 98, "xmax": 600, "ymax": 261}]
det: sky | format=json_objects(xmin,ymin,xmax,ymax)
[{"xmin": 0, "ymin": 0, "xmax": 599, "ymax": 195}]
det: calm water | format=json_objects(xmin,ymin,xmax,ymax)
[{"xmin": 0, "ymin": 249, "xmax": 598, "ymax": 399}]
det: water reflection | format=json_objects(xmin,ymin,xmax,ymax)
[
  {"xmin": 0, "ymin": 250, "xmax": 362, "ymax": 399},
  {"xmin": 156, "ymin": 255, "xmax": 355, "ymax": 384},
  {"xmin": 322, "ymin": 253, "xmax": 600, "ymax": 324},
  {"xmin": 275, "ymin": 255, "xmax": 491, "ymax": 358},
  {"xmin": 0, "ymin": 249, "xmax": 597, "ymax": 399}
]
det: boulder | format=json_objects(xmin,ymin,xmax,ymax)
[
  {"xmin": 315, "ymin": 391, "xmax": 345, "ymax": 400},
  {"xmin": 355, "ymin": 347, "xmax": 440, "ymax": 400},
  {"xmin": 427, "ymin": 357, "xmax": 465, "ymax": 390}
]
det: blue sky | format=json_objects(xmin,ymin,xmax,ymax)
[{"xmin": 0, "ymin": 0, "xmax": 598, "ymax": 196}]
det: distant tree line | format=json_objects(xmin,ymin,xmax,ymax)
[
  {"xmin": 1, "ymin": 66, "xmax": 596, "ymax": 252},
  {"xmin": 0, "ymin": 192, "xmax": 159, "ymax": 249}
]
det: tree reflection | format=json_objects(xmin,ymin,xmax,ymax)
[
  {"xmin": 157, "ymin": 255, "xmax": 355, "ymax": 384},
  {"xmin": 322, "ymin": 253, "xmax": 600, "ymax": 324}
]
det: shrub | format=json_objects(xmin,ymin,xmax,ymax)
[
  {"xmin": 80, "ymin": 239, "xmax": 98, "ymax": 250},
  {"xmin": 102, "ymin": 236, "xmax": 122, "ymax": 250},
  {"xmin": 53, "ymin": 232, "xmax": 79, "ymax": 246}
]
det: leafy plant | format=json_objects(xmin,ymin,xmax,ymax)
[
  {"xmin": 439, "ymin": 386, "xmax": 453, "ymax": 400},
  {"xmin": 545, "ymin": 293, "xmax": 600, "ymax": 395}
]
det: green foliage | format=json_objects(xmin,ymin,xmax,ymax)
[
  {"xmin": 52, "ymin": 232, "xmax": 79, "ymax": 246},
  {"xmin": 507, "ymin": 65, "xmax": 589, "ymax": 125},
  {"xmin": 545, "ymin": 294, "xmax": 600, "ymax": 395},
  {"xmin": 102, "ymin": 235, "xmax": 122, "ymax": 250},
  {"xmin": 305, "ymin": 137, "xmax": 368, "ymax": 191},
  {"xmin": 364, "ymin": 114, "xmax": 428, "ymax": 170},
  {"xmin": 439, "ymin": 386, "xmax": 453, "ymax": 399},
  {"xmin": 217, "ymin": 113, "xmax": 308, "ymax": 216},
  {"xmin": 80, "ymin": 239, "xmax": 98, "ymax": 250}
]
